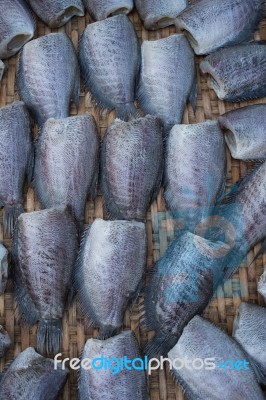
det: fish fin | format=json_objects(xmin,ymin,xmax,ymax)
[
  {"xmin": 249, "ymin": 358, "xmax": 266, "ymax": 385},
  {"xmin": 188, "ymin": 70, "xmax": 198, "ymax": 112},
  {"xmin": 90, "ymin": 157, "xmax": 99, "ymax": 201},
  {"xmin": 3, "ymin": 204, "xmax": 24, "ymax": 237},
  {"xmin": 36, "ymin": 319, "xmax": 62, "ymax": 356},
  {"xmin": 144, "ymin": 331, "xmax": 179, "ymax": 358},
  {"xmin": 73, "ymin": 69, "xmax": 80, "ymax": 109},
  {"xmin": 116, "ymin": 102, "xmax": 138, "ymax": 122},
  {"xmin": 27, "ymin": 143, "xmax": 35, "ymax": 185},
  {"xmin": 98, "ymin": 325, "xmax": 120, "ymax": 340}
]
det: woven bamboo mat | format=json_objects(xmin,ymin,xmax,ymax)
[{"xmin": 0, "ymin": 8, "xmax": 265, "ymax": 400}]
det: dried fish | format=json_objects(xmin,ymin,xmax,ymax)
[
  {"xmin": 83, "ymin": 0, "xmax": 133, "ymax": 21},
  {"xmin": 0, "ymin": 243, "xmax": 8, "ymax": 294},
  {"xmin": 258, "ymin": 266, "xmax": 266, "ymax": 302}
]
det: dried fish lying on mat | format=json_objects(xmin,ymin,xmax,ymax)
[
  {"xmin": 101, "ymin": 115, "xmax": 163, "ymax": 220},
  {"xmin": 0, "ymin": 0, "xmax": 35, "ymax": 59},
  {"xmin": 0, "ymin": 101, "xmax": 32, "ymax": 237},
  {"xmin": 0, "ymin": 243, "xmax": 8, "ymax": 294},
  {"xmin": 26, "ymin": 0, "xmax": 84, "ymax": 28},
  {"xmin": 175, "ymin": 0, "xmax": 264, "ymax": 55},
  {"xmin": 233, "ymin": 302, "xmax": 266, "ymax": 385},
  {"xmin": 164, "ymin": 121, "xmax": 226, "ymax": 226},
  {"xmin": 218, "ymin": 104, "xmax": 266, "ymax": 161},
  {"xmin": 75, "ymin": 219, "xmax": 146, "ymax": 338},
  {"xmin": 79, "ymin": 15, "xmax": 140, "ymax": 121},
  {"xmin": 0, "ymin": 325, "xmax": 11, "ymax": 357},
  {"xmin": 34, "ymin": 115, "xmax": 99, "ymax": 229},
  {"xmin": 83, "ymin": 0, "xmax": 133, "ymax": 21},
  {"xmin": 0, "ymin": 347, "xmax": 68, "ymax": 399},
  {"xmin": 79, "ymin": 331, "xmax": 148, "ymax": 400},
  {"xmin": 168, "ymin": 316, "xmax": 265, "ymax": 400},
  {"xmin": 135, "ymin": 0, "xmax": 187, "ymax": 30},
  {"xmin": 200, "ymin": 42, "xmax": 266, "ymax": 102},
  {"xmin": 258, "ymin": 266, "xmax": 266, "ymax": 302},
  {"xmin": 137, "ymin": 34, "xmax": 196, "ymax": 131},
  {"xmin": 0, "ymin": 60, "xmax": 4, "ymax": 81},
  {"xmin": 17, "ymin": 32, "xmax": 80, "ymax": 125},
  {"xmin": 13, "ymin": 207, "xmax": 78, "ymax": 356}
]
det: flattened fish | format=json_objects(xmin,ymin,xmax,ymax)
[
  {"xmin": 135, "ymin": 0, "xmax": 187, "ymax": 30},
  {"xmin": 0, "ymin": 325, "xmax": 11, "ymax": 357},
  {"xmin": 0, "ymin": 347, "xmax": 68, "ymax": 399},
  {"xmin": 34, "ymin": 115, "xmax": 99, "ymax": 227},
  {"xmin": 0, "ymin": 0, "xmax": 35, "ymax": 59},
  {"xmin": 200, "ymin": 42, "xmax": 266, "ymax": 102},
  {"xmin": 101, "ymin": 115, "xmax": 163, "ymax": 220},
  {"xmin": 233, "ymin": 302, "xmax": 266, "ymax": 385},
  {"xmin": 175, "ymin": 0, "xmax": 264, "ymax": 55},
  {"xmin": 13, "ymin": 207, "xmax": 78, "ymax": 356},
  {"xmin": 258, "ymin": 266, "xmax": 266, "ymax": 301},
  {"xmin": 164, "ymin": 121, "xmax": 226, "ymax": 225},
  {"xmin": 75, "ymin": 219, "xmax": 146, "ymax": 337},
  {"xmin": 218, "ymin": 104, "xmax": 266, "ymax": 160},
  {"xmin": 0, "ymin": 243, "xmax": 8, "ymax": 294},
  {"xmin": 83, "ymin": 0, "xmax": 133, "ymax": 21},
  {"xmin": 0, "ymin": 60, "xmax": 4, "ymax": 82},
  {"xmin": 79, "ymin": 15, "xmax": 140, "ymax": 121},
  {"xmin": 26, "ymin": 0, "xmax": 84, "ymax": 27},
  {"xmin": 79, "ymin": 331, "xmax": 148, "ymax": 400},
  {"xmin": 17, "ymin": 32, "xmax": 80, "ymax": 125},
  {"xmin": 137, "ymin": 34, "xmax": 196, "ymax": 130},
  {"xmin": 168, "ymin": 316, "xmax": 265, "ymax": 400},
  {"xmin": 0, "ymin": 101, "xmax": 32, "ymax": 237}
]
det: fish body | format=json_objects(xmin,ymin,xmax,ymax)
[
  {"xmin": 0, "ymin": 60, "xmax": 4, "ymax": 81},
  {"xmin": 75, "ymin": 219, "xmax": 146, "ymax": 337},
  {"xmin": 0, "ymin": 101, "xmax": 32, "ymax": 236},
  {"xmin": 218, "ymin": 104, "xmax": 266, "ymax": 160},
  {"xmin": 175, "ymin": 0, "xmax": 264, "ymax": 55},
  {"xmin": 135, "ymin": 0, "xmax": 187, "ymax": 30},
  {"xmin": 0, "ymin": 0, "xmax": 35, "ymax": 59},
  {"xmin": 168, "ymin": 316, "xmax": 265, "ymax": 400},
  {"xmin": 137, "ymin": 34, "xmax": 196, "ymax": 130},
  {"xmin": 0, "ymin": 347, "xmax": 68, "ymax": 399},
  {"xmin": 79, "ymin": 15, "xmax": 140, "ymax": 121},
  {"xmin": 26, "ymin": 0, "xmax": 84, "ymax": 28},
  {"xmin": 0, "ymin": 325, "xmax": 11, "ymax": 357},
  {"xmin": 200, "ymin": 42, "xmax": 266, "ymax": 102},
  {"xmin": 0, "ymin": 243, "xmax": 8, "ymax": 294},
  {"xmin": 17, "ymin": 32, "xmax": 80, "ymax": 125},
  {"xmin": 258, "ymin": 266, "xmax": 266, "ymax": 302},
  {"xmin": 13, "ymin": 207, "xmax": 78, "ymax": 356},
  {"xmin": 34, "ymin": 115, "xmax": 99, "ymax": 227},
  {"xmin": 79, "ymin": 331, "xmax": 148, "ymax": 400},
  {"xmin": 83, "ymin": 0, "xmax": 133, "ymax": 21},
  {"xmin": 101, "ymin": 115, "xmax": 163, "ymax": 220}
]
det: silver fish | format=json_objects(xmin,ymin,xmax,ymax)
[
  {"xmin": 218, "ymin": 104, "xmax": 266, "ymax": 160},
  {"xmin": 75, "ymin": 219, "xmax": 146, "ymax": 338},
  {"xmin": 233, "ymin": 302, "xmax": 266, "ymax": 385},
  {"xmin": 0, "ymin": 101, "xmax": 32, "ymax": 237},
  {"xmin": 137, "ymin": 34, "xmax": 196, "ymax": 130},
  {"xmin": 0, "ymin": 60, "xmax": 4, "ymax": 81},
  {"xmin": 13, "ymin": 207, "xmax": 78, "ymax": 356},
  {"xmin": 26, "ymin": 0, "xmax": 84, "ymax": 28},
  {"xmin": 200, "ymin": 42, "xmax": 266, "ymax": 102},
  {"xmin": 79, "ymin": 15, "xmax": 140, "ymax": 121},
  {"xmin": 164, "ymin": 121, "xmax": 226, "ymax": 225},
  {"xmin": 175, "ymin": 0, "xmax": 264, "ymax": 55},
  {"xmin": 0, "ymin": 347, "xmax": 68, "ymax": 399},
  {"xmin": 79, "ymin": 331, "xmax": 148, "ymax": 400},
  {"xmin": 258, "ymin": 266, "xmax": 266, "ymax": 302},
  {"xmin": 101, "ymin": 115, "xmax": 163, "ymax": 220},
  {"xmin": 83, "ymin": 0, "xmax": 133, "ymax": 21},
  {"xmin": 0, "ymin": 0, "xmax": 35, "ymax": 59},
  {"xmin": 34, "ymin": 115, "xmax": 99, "ymax": 227},
  {"xmin": 0, "ymin": 325, "xmax": 11, "ymax": 357},
  {"xmin": 168, "ymin": 316, "xmax": 265, "ymax": 400},
  {"xmin": 17, "ymin": 32, "xmax": 80, "ymax": 125},
  {"xmin": 135, "ymin": 0, "xmax": 187, "ymax": 30},
  {"xmin": 0, "ymin": 243, "xmax": 8, "ymax": 294}
]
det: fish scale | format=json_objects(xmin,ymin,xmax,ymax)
[{"xmin": 83, "ymin": 0, "xmax": 133, "ymax": 21}]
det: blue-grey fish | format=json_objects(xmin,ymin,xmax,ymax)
[
  {"xmin": 0, "ymin": 243, "xmax": 8, "ymax": 294},
  {"xmin": 233, "ymin": 302, "xmax": 266, "ymax": 385},
  {"xmin": 17, "ymin": 32, "xmax": 79, "ymax": 125},
  {"xmin": 0, "ymin": 347, "xmax": 69, "ymax": 399},
  {"xmin": 168, "ymin": 316, "xmax": 265, "ymax": 400},
  {"xmin": 79, "ymin": 331, "xmax": 148, "ymax": 400},
  {"xmin": 200, "ymin": 42, "xmax": 266, "ymax": 102},
  {"xmin": 101, "ymin": 115, "xmax": 163, "ymax": 220},
  {"xmin": 0, "ymin": 60, "xmax": 4, "ymax": 81},
  {"xmin": 175, "ymin": 0, "xmax": 264, "ymax": 55},
  {"xmin": 13, "ymin": 207, "xmax": 78, "ymax": 356},
  {"xmin": 34, "ymin": 115, "xmax": 99, "ymax": 228},
  {"xmin": 258, "ymin": 266, "xmax": 266, "ymax": 302},
  {"xmin": 137, "ymin": 34, "xmax": 196, "ymax": 130},
  {"xmin": 135, "ymin": 0, "xmax": 187, "ymax": 30},
  {"xmin": 75, "ymin": 219, "xmax": 146, "ymax": 338},
  {"xmin": 79, "ymin": 15, "xmax": 140, "ymax": 121},
  {"xmin": 0, "ymin": 325, "xmax": 11, "ymax": 357},
  {"xmin": 0, "ymin": 101, "xmax": 32, "ymax": 237},
  {"xmin": 83, "ymin": 0, "xmax": 133, "ymax": 21},
  {"xmin": 218, "ymin": 104, "xmax": 266, "ymax": 160},
  {"xmin": 26, "ymin": 0, "xmax": 84, "ymax": 27},
  {"xmin": 0, "ymin": 0, "xmax": 35, "ymax": 59}
]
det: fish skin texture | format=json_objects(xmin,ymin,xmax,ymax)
[
  {"xmin": 0, "ymin": 243, "xmax": 8, "ymax": 294},
  {"xmin": 17, "ymin": 32, "xmax": 80, "ymax": 125},
  {"xmin": 258, "ymin": 266, "xmax": 266, "ymax": 302},
  {"xmin": 0, "ymin": 0, "xmax": 35, "ymax": 59},
  {"xmin": 0, "ymin": 325, "xmax": 11, "ymax": 358},
  {"xmin": 83, "ymin": 0, "xmax": 133, "ymax": 21},
  {"xmin": 0, "ymin": 60, "xmax": 4, "ymax": 81}
]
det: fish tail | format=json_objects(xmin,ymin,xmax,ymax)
[
  {"xmin": 98, "ymin": 325, "xmax": 119, "ymax": 340},
  {"xmin": 144, "ymin": 331, "xmax": 179, "ymax": 358},
  {"xmin": 116, "ymin": 102, "xmax": 138, "ymax": 121},
  {"xmin": 3, "ymin": 204, "xmax": 24, "ymax": 237},
  {"xmin": 37, "ymin": 319, "xmax": 62, "ymax": 356}
]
